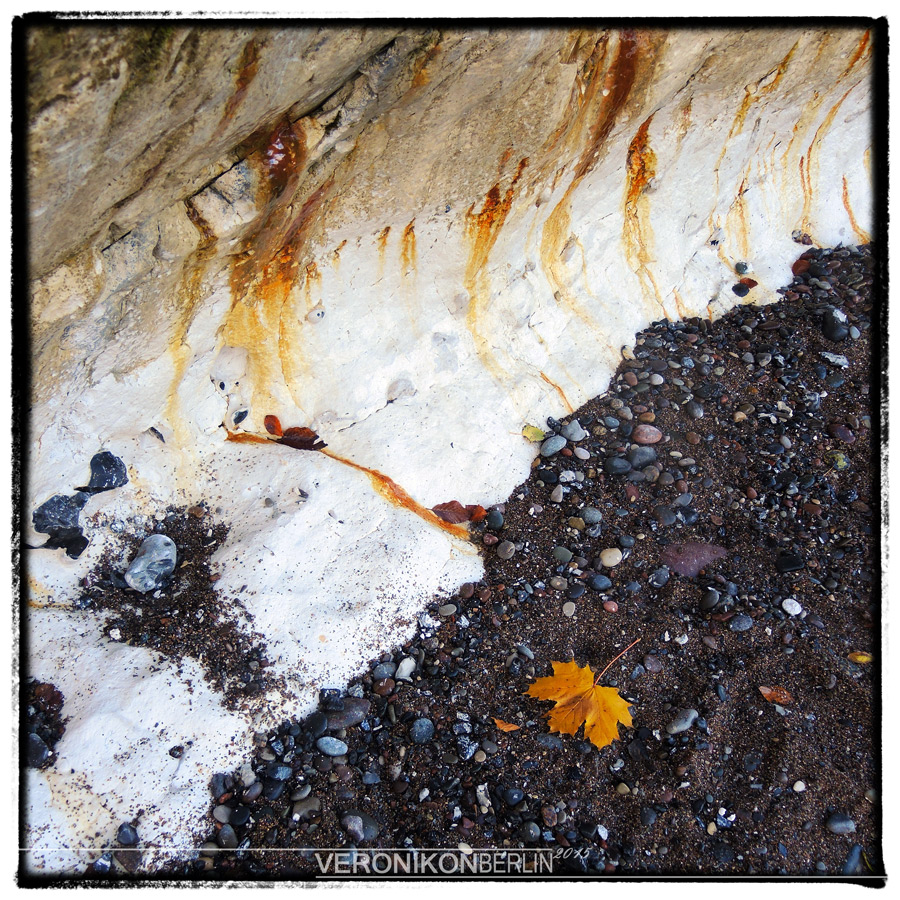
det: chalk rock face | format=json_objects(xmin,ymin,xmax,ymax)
[{"xmin": 23, "ymin": 23, "xmax": 874, "ymax": 871}]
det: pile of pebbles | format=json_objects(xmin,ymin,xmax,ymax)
[{"xmin": 89, "ymin": 244, "xmax": 882, "ymax": 880}]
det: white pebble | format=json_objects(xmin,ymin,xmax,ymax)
[
  {"xmin": 793, "ymin": 781, "xmax": 806, "ymax": 792},
  {"xmin": 782, "ymin": 598, "xmax": 803, "ymax": 616},
  {"xmin": 600, "ymin": 548, "xmax": 623, "ymax": 567},
  {"xmin": 395, "ymin": 657, "xmax": 416, "ymax": 680},
  {"xmin": 562, "ymin": 602, "xmax": 576, "ymax": 617}
]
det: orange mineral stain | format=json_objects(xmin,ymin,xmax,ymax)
[
  {"xmin": 540, "ymin": 371, "xmax": 574, "ymax": 414},
  {"xmin": 321, "ymin": 450, "xmax": 471, "ymax": 540},
  {"xmin": 622, "ymin": 113, "xmax": 666, "ymax": 317},
  {"xmin": 463, "ymin": 157, "xmax": 529, "ymax": 384},
  {"xmin": 400, "ymin": 220, "xmax": 417, "ymax": 277},
  {"xmin": 842, "ymin": 175, "xmax": 871, "ymax": 244},
  {"xmin": 540, "ymin": 30, "xmax": 658, "ymax": 346},
  {"xmin": 225, "ymin": 425, "xmax": 471, "ymax": 540},
  {"xmin": 217, "ymin": 37, "xmax": 261, "ymax": 136}
]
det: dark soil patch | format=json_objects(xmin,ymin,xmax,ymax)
[{"xmin": 76, "ymin": 506, "xmax": 282, "ymax": 711}]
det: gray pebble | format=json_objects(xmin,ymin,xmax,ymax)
[
  {"xmin": 410, "ymin": 718, "xmax": 435, "ymax": 744},
  {"xmin": 826, "ymin": 812, "xmax": 857, "ymax": 835},
  {"xmin": 540, "ymin": 435, "xmax": 567, "ymax": 457},
  {"xmin": 666, "ymin": 708, "xmax": 699, "ymax": 734},
  {"xmin": 729, "ymin": 614, "xmax": 753, "ymax": 632},
  {"xmin": 497, "ymin": 540, "xmax": 516, "ymax": 560},
  {"xmin": 561, "ymin": 420, "xmax": 587, "ymax": 442},
  {"xmin": 316, "ymin": 736, "xmax": 348, "ymax": 756},
  {"xmin": 125, "ymin": 534, "xmax": 177, "ymax": 593}
]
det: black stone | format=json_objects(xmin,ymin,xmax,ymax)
[
  {"xmin": 775, "ymin": 553, "xmax": 805, "ymax": 573},
  {"xmin": 822, "ymin": 307, "xmax": 850, "ymax": 341},
  {"xmin": 503, "ymin": 787, "xmax": 525, "ymax": 806},
  {"xmin": 117, "ymin": 823, "xmax": 139, "ymax": 846},
  {"xmin": 27, "ymin": 732, "xmax": 51, "ymax": 768},
  {"xmin": 305, "ymin": 711, "xmax": 328, "ymax": 738},
  {"xmin": 604, "ymin": 457, "xmax": 632, "ymax": 475},
  {"xmin": 33, "ymin": 493, "xmax": 89, "ymax": 535},
  {"xmin": 732, "ymin": 283, "xmax": 750, "ymax": 297},
  {"xmin": 587, "ymin": 574, "xmax": 612, "ymax": 592},
  {"xmin": 76, "ymin": 451, "xmax": 128, "ymax": 494}
]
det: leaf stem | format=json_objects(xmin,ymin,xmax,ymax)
[{"xmin": 594, "ymin": 638, "xmax": 641, "ymax": 684}]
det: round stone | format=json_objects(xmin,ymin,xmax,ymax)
[
  {"xmin": 826, "ymin": 812, "xmax": 857, "ymax": 835},
  {"xmin": 540, "ymin": 435, "xmax": 567, "ymax": 457},
  {"xmin": 562, "ymin": 601, "xmax": 576, "ymax": 617},
  {"xmin": 497, "ymin": 541, "xmax": 516, "ymax": 560},
  {"xmin": 553, "ymin": 546, "xmax": 573, "ymax": 563},
  {"xmin": 729, "ymin": 614, "xmax": 753, "ymax": 632},
  {"xmin": 486, "ymin": 509, "xmax": 504, "ymax": 530},
  {"xmin": 600, "ymin": 548, "xmax": 623, "ymax": 567},
  {"xmin": 588, "ymin": 573, "xmax": 612, "ymax": 592},
  {"xmin": 410, "ymin": 718, "xmax": 435, "ymax": 744},
  {"xmin": 782, "ymin": 598, "xmax": 803, "ymax": 616},
  {"xmin": 632, "ymin": 424, "xmax": 663, "ymax": 444},
  {"xmin": 582, "ymin": 507, "xmax": 602, "ymax": 525},
  {"xmin": 793, "ymin": 781, "xmax": 807, "ymax": 792},
  {"xmin": 316, "ymin": 736, "xmax": 349, "ymax": 757}
]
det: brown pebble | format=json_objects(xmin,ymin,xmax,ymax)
[
  {"xmin": 638, "ymin": 412, "xmax": 656, "ymax": 423},
  {"xmin": 660, "ymin": 790, "xmax": 675, "ymax": 803},
  {"xmin": 701, "ymin": 635, "xmax": 718, "ymax": 650},
  {"xmin": 827, "ymin": 423, "xmax": 856, "ymax": 443},
  {"xmin": 482, "ymin": 533, "xmax": 499, "ymax": 546},
  {"xmin": 802, "ymin": 502, "xmax": 823, "ymax": 517},
  {"xmin": 625, "ymin": 484, "xmax": 640, "ymax": 502},
  {"xmin": 745, "ymin": 487, "xmax": 758, "ymax": 499},
  {"xmin": 623, "ymin": 371, "xmax": 638, "ymax": 386},
  {"xmin": 737, "ymin": 340, "xmax": 751, "ymax": 350},
  {"xmin": 710, "ymin": 515, "xmax": 723, "ymax": 526},
  {"xmin": 373, "ymin": 678, "xmax": 395, "ymax": 696},
  {"xmin": 603, "ymin": 600, "xmax": 619, "ymax": 613},
  {"xmin": 632, "ymin": 424, "xmax": 663, "ymax": 444},
  {"xmin": 459, "ymin": 582, "xmax": 475, "ymax": 599},
  {"xmin": 643, "ymin": 655, "xmax": 663, "ymax": 673},
  {"xmin": 675, "ymin": 480, "xmax": 688, "ymax": 493},
  {"xmin": 560, "ymin": 448, "xmax": 573, "ymax": 456},
  {"xmin": 685, "ymin": 432, "xmax": 700, "ymax": 445}
]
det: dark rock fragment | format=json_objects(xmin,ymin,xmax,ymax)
[{"xmin": 76, "ymin": 451, "xmax": 128, "ymax": 494}]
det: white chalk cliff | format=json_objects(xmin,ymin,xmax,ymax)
[{"xmin": 23, "ymin": 24, "xmax": 874, "ymax": 872}]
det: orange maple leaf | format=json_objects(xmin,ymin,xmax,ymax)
[{"xmin": 527, "ymin": 660, "xmax": 633, "ymax": 750}]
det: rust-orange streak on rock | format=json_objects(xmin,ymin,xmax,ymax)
[
  {"xmin": 540, "ymin": 372, "xmax": 574, "ymax": 413},
  {"xmin": 464, "ymin": 158, "xmax": 529, "ymax": 383},
  {"xmin": 400, "ymin": 220, "xmax": 417, "ymax": 276},
  {"xmin": 323, "ymin": 450, "xmax": 470, "ymax": 540},
  {"xmin": 841, "ymin": 29, "xmax": 871, "ymax": 79},
  {"xmin": 218, "ymin": 37, "xmax": 261, "ymax": 135},
  {"xmin": 224, "ymin": 434, "xmax": 471, "ymax": 540},
  {"xmin": 730, "ymin": 40, "xmax": 799, "ymax": 139},
  {"xmin": 622, "ymin": 113, "xmax": 665, "ymax": 316},
  {"xmin": 572, "ymin": 30, "xmax": 646, "ymax": 184},
  {"xmin": 842, "ymin": 175, "xmax": 871, "ymax": 244},
  {"xmin": 465, "ymin": 157, "xmax": 529, "ymax": 287},
  {"xmin": 798, "ymin": 155, "xmax": 812, "ymax": 232},
  {"xmin": 798, "ymin": 84, "xmax": 856, "ymax": 236},
  {"xmin": 540, "ymin": 30, "xmax": 655, "ymax": 346}
]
